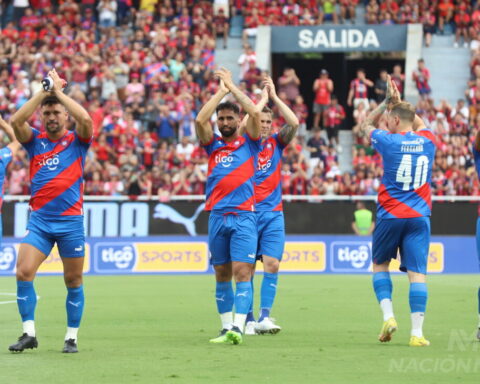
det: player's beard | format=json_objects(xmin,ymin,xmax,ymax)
[
  {"xmin": 219, "ymin": 125, "xmax": 237, "ymax": 138},
  {"xmin": 46, "ymin": 122, "xmax": 62, "ymax": 134}
]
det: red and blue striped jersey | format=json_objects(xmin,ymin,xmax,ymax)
[
  {"xmin": 350, "ymin": 79, "xmax": 368, "ymax": 99},
  {"xmin": 371, "ymin": 128, "xmax": 436, "ymax": 219},
  {"xmin": 22, "ymin": 129, "xmax": 91, "ymax": 216},
  {"xmin": 0, "ymin": 147, "xmax": 12, "ymax": 213},
  {"xmin": 255, "ymin": 133, "xmax": 286, "ymax": 211},
  {"xmin": 203, "ymin": 133, "xmax": 261, "ymax": 213},
  {"xmin": 473, "ymin": 147, "xmax": 480, "ymax": 178}
]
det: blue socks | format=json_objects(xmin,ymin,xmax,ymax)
[
  {"xmin": 409, "ymin": 282, "xmax": 428, "ymax": 313},
  {"xmin": 259, "ymin": 272, "xmax": 278, "ymax": 322},
  {"xmin": 477, "ymin": 287, "xmax": 480, "ymax": 315},
  {"xmin": 246, "ymin": 277, "xmax": 255, "ymax": 323},
  {"xmin": 234, "ymin": 281, "xmax": 252, "ymax": 315},
  {"xmin": 17, "ymin": 280, "xmax": 37, "ymax": 321},
  {"xmin": 66, "ymin": 286, "xmax": 85, "ymax": 328},
  {"xmin": 215, "ymin": 281, "xmax": 234, "ymax": 314},
  {"xmin": 372, "ymin": 272, "xmax": 392, "ymax": 302}
]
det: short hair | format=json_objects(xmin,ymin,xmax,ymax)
[
  {"xmin": 261, "ymin": 106, "xmax": 273, "ymax": 115},
  {"xmin": 216, "ymin": 101, "xmax": 240, "ymax": 115},
  {"xmin": 390, "ymin": 102, "xmax": 415, "ymax": 123},
  {"xmin": 41, "ymin": 96, "xmax": 62, "ymax": 107}
]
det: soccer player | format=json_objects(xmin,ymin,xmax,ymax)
[
  {"xmin": 239, "ymin": 76, "xmax": 299, "ymax": 335},
  {"xmin": 471, "ymin": 129, "xmax": 480, "ymax": 340},
  {"xmin": 195, "ymin": 68, "xmax": 261, "ymax": 345},
  {"xmin": 0, "ymin": 115, "xmax": 21, "ymax": 240},
  {"xmin": 360, "ymin": 76, "xmax": 435, "ymax": 347},
  {"xmin": 8, "ymin": 69, "xmax": 93, "ymax": 353}
]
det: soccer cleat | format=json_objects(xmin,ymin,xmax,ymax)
[
  {"xmin": 409, "ymin": 336, "xmax": 430, "ymax": 347},
  {"xmin": 226, "ymin": 326, "xmax": 243, "ymax": 345},
  {"xmin": 245, "ymin": 321, "xmax": 257, "ymax": 336},
  {"xmin": 8, "ymin": 333, "xmax": 38, "ymax": 352},
  {"xmin": 209, "ymin": 329, "xmax": 229, "ymax": 344},
  {"xmin": 255, "ymin": 318, "xmax": 281, "ymax": 335},
  {"xmin": 378, "ymin": 317, "xmax": 398, "ymax": 342},
  {"xmin": 62, "ymin": 339, "xmax": 78, "ymax": 353}
]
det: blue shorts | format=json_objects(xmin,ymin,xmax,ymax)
[
  {"xmin": 23, "ymin": 212, "xmax": 85, "ymax": 258},
  {"xmin": 257, "ymin": 211, "xmax": 285, "ymax": 260},
  {"xmin": 372, "ymin": 217, "xmax": 430, "ymax": 274},
  {"xmin": 208, "ymin": 212, "xmax": 258, "ymax": 265}
]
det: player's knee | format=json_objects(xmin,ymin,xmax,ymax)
[
  {"xmin": 16, "ymin": 267, "xmax": 35, "ymax": 282},
  {"xmin": 233, "ymin": 266, "xmax": 252, "ymax": 282},
  {"xmin": 64, "ymin": 272, "xmax": 83, "ymax": 288},
  {"xmin": 263, "ymin": 256, "xmax": 280, "ymax": 273}
]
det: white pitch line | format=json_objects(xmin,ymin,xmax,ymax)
[{"xmin": 0, "ymin": 293, "xmax": 41, "ymax": 305}]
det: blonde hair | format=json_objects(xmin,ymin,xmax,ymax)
[{"xmin": 390, "ymin": 101, "xmax": 415, "ymax": 123}]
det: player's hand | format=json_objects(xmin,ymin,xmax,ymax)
[
  {"xmin": 219, "ymin": 79, "xmax": 229, "ymax": 94},
  {"xmin": 47, "ymin": 69, "xmax": 65, "ymax": 93},
  {"xmin": 390, "ymin": 78, "xmax": 401, "ymax": 104},
  {"xmin": 214, "ymin": 67, "xmax": 234, "ymax": 89},
  {"xmin": 262, "ymin": 76, "xmax": 276, "ymax": 98}
]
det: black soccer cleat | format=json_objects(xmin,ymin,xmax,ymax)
[
  {"xmin": 62, "ymin": 339, "xmax": 78, "ymax": 353},
  {"xmin": 9, "ymin": 333, "xmax": 38, "ymax": 352}
]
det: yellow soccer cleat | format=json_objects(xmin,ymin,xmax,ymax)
[
  {"xmin": 209, "ymin": 329, "xmax": 229, "ymax": 344},
  {"xmin": 409, "ymin": 336, "xmax": 430, "ymax": 347},
  {"xmin": 378, "ymin": 317, "xmax": 398, "ymax": 342}
]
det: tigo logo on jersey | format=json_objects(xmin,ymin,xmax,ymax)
[
  {"xmin": 214, "ymin": 150, "xmax": 234, "ymax": 168},
  {"xmin": 331, "ymin": 242, "xmax": 371, "ymax": 272},
  {"xmin": 95, "ymin": 244, "xmax": 136, "ymax": 272},
  {"xmin": 0, "ymin": 245, "xmax": 17, "ymax": 273},
  {"xmin": 39, "ymin": 154, "xmax": 60, "ymax": 171},
  {"xmin": 257, "ymin": 156, "xmax": 272, "ymax": 173}
]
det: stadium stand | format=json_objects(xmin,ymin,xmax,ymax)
[{"xmin": 0, "ymin": 0, "xmax": 478, "ymax": 198}]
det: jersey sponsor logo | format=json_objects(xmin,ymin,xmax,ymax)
[
  {"xmin": 257, "ymin": 155, "xmax": 272, "ymax": 173},
  {"xmin": 40, "ymin": 141, "xmax": 48, "ymax": 149},
  {"xmin": 331, "ymin": 242, "xmax": 371, "ymax": 272},
  {"xmin": 95, "ymin": 244, "xmax": 136, "ymax": 272},
  {"xmin": 38, "ymin": 153, "xmax": 60, "ymax": 171},
  {"xmin": 214, "ymin": 150, "xmax": 234, "ymax": 168},
  {"xmin": 0, "ymin": 245, "xmax": 16, "ymax": 273}
]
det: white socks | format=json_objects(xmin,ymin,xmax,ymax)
[
  {"xmin": 380, "ymin": 299, "xmax": 394, "ymax": 321},
  {"xmin": 220, "ymin": 312, "xmax": 233, "ymax": 330},
  {"xmin": 233, "ymin": 314, "xmax": 247, "ymax": 331},
  {"xmin": 411, "ymin": 312, "xmax": 425, "ymax": 337},
  {"xmin": 23, "ymin": 320, "xmax": 35, "ymax": 337},
  {"xmin": 65, "ymin": 327, "xmax": 79, "ymax": 341}
]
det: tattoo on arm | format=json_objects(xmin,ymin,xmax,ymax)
[{"xmin": 279, "ymin": 124, "xmax": 296, "ymax": 144}]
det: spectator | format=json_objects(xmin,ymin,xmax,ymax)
[
  {"xmin": 213, "ymin": 8, "xmax": 229, "ymax": 49},
  {"xmin": 374, "ymin": 69, "xmax": 388, "ymax": 103},
  {"xmin": 339, "ymin": 0, "xmax": 358, "ymax": 24},
  {"xmin": 319, "ymin": 0, "xmax": 339, "ymax": 24},
  {"xmin": 323, "ymin": 95, "xmax": 345, "ymax": 149},
  {"xmin": 277, "ymin": 67, "xmax": 300, "ymax": 102},
  {"xmin": 421, "ymin": 10, "xmax": 436, "ymax": 48},
  {"xmin": 312, "ymin": 69, "xmax": 334, "ymax": 129},
  {"xmin": 454, "ymin": 8, "xmax": 471, "ymax": 48},
  {"xmin": 97, "ymin": 1, "xmax": 118, "ymax": 29},
  {"xmin": 412, "ymin": 59, "xmax": 431, "ymax": 99},
  {"xmin": 391, "ymin": 64, "xmax": 405, "ymax": 97},
  {"xmin": 237, "ymin": 44, "xmax": 256, "ymax": 81},
  {"xmin": 347, "ymin": 68, "xmax": 373, "ymax": 109},
  {"xmin": 306, "ymin": 128, "xmax": 327, "ymax": 171},
  {"xmin": 437, "ymin": 0, "xmax": 455, "ymax": 34}
]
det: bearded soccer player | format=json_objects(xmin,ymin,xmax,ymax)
[
  {"xmin": 471, "ymin": 129, "xmax": 480, "ymax": 340},
  {"xmin": 9, "ymin": 69, "xmax": 93, "ymax": 353},
  {"xmin": 239, "ymin": 76, "xmax": 299, "ymax": 335},
  {"xmin": 195, "ymin": 68, "xmax": 261, "ymax": 345},
  {"xmin": 360, "ymin": 76, "xmax": 435, "ymax": 347}
]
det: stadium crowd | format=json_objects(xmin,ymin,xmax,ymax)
[{"xmin": 0, "ymin": 0, "xmax": 478, "ymax": 199}]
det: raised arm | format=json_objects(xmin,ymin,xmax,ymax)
[
  {"xmin": 49, "ymin": 69, "xmax": 93, "ymax": 140},
  {"xmin": 215, "ymin": 67, "xmax": 261, "ymax": 139},
  {"xmin": 10, "ymin": 88, "xmax": 46, "ymax": 143},
  {"xmin": 239, "ymin": 87, "xmax": 269, "ymax": 136},
  {"xmin": 195, "ymin": 80, "xmax": 229, "ymax": 145},
  {"xmin": 264, "ymin": 76, "xmax": 299, "ymax": 145},
  {"xmin": 0, "ymin": 114, "xmax": 21, "ymax": 155}
]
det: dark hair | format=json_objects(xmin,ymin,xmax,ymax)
[
  {"xmin": 357, "ymin": 68, "xmax": 365, "ymax": 74},
  {"xmin": 216, "ymin": 101, "xmax": 240, "ymax": 115},
  {"xmin": 41, "ymin": 96, "xmax": 62, "ymax": 107},
  {"xmin": 261, "ymin": 106, "xmax": 273, "ymax": 115},
  {"xmin": 390, "ymin": 101, "xmax": 415, "ymax": 123}
]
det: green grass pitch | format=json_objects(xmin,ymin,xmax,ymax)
[{"xmin": 0, "ymin": 275, "xmax": 479, "ymax": 383}]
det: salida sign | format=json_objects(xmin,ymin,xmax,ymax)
[{"xmin": 271, "ymin": 25, "xmax": 407, "ymax": 53}]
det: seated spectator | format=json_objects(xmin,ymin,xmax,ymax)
[{"xmin": 437, "ymin": 0, "xmax": 455, "ymax": 34}]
